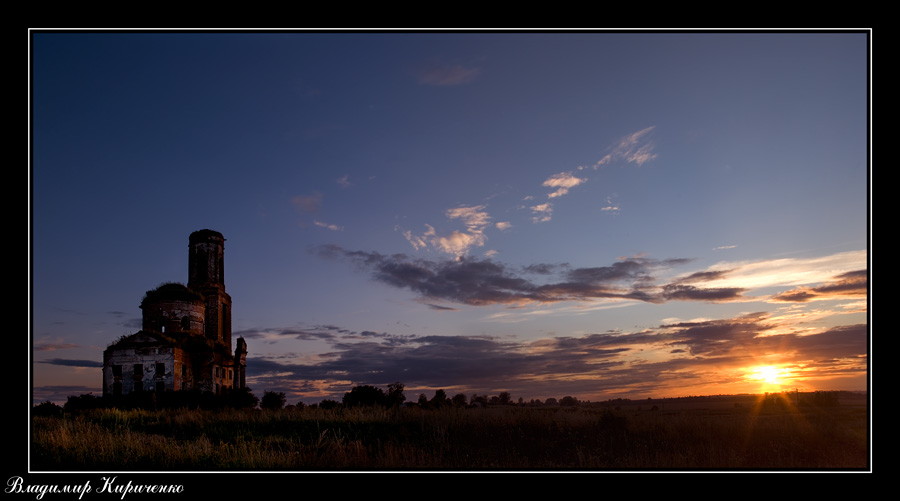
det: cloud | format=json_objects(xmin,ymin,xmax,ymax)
[
  {"xmin": 430, "ymin": 230, "xmax": 487, "ymax": 257},
  {"xmin": 530, "ymin": 202, "xmax": 553, "ymax": 223},
  {"xmin": 594, "ymin": 126, "xmax": 657, "ymax": 168},
  {"xmin": 314, "ymin": 221, "xmax": 343, "ymax": 232},
  {"xmin": 600, "ymin": 196, "xmax": 620, "ymax": 214},
  {"xmin": 416, "ymin": 64, "xmax": 480, "ymax": 86},
  {"xmin": 402, "ymin": 205, "xmax": 492, "ymax": 258},
  {"xmin": 337, "ymin": 175, "xmax": 351, "ymax": 188},
  {"xmin": 695, "ymin": 250, "xmax": 867, "ymax": 294},
  {"xmin": 661, "ymin": 314, "xmax": 867, "ymax": 360},
  {"xmin": 291, "ymin": 193, "xmax": 323, "ymax": 213},
  {"xmin": 38, "ymin": 358, "xmax": 103, "ymax": 368},
  {"xmin": 542, "ymin": 171, "xmax": 586, "ymax": 199},
  {"xmin": 35, "ymin": 343, "xmax": 79, "ymax": 351},
  {"xmin": 241, "ymin": 311, "xmax": 867, "ymax": 402},
  {"xmin": 318, "ymin": 245, "xmax": 747, "ymax": 307},
  {"xmin": 770, "ymin": 270, "xmax": 868, "ymax": 303}
]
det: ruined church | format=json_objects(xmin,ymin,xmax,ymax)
[{"xmin": 102, "ymin": 230, "xmax": 248, "ymax": 397}]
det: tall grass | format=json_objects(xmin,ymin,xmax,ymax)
[{"xmin": 31, "ymin": 402, "xmax": 868, "ymax": 470}]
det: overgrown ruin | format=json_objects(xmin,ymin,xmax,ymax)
[{"xmin": 102, "ymin": 230, "xmax": 247, "ymax": 397}]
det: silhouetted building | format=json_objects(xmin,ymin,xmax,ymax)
[{"xmin": 102, "ymin": 230, "xmax": 248, "ymax": 396}]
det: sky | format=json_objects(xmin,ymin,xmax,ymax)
[{"xmin": 29, "ymin": 30, "xmax": 870, "ymax": 406}]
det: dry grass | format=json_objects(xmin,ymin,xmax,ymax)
[{"xmin": 31, "ymin": 399, "xmax": 869, "ymax": 471}]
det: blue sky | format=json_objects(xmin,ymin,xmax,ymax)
[{"xmin": 30, "ymin": 30, "xmax": 869, "ymax": 405}]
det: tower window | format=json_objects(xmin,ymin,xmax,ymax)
[
  {"xmin": 181, "ymin": 316, "xmax": 190, "ymax": 330},
  {"xmin": 156, "ymin": 363, "xmax": 166, "ymax": 377}
]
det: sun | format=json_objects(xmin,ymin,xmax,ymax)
[
  {"xmin": 758, "ymin": 366, "xmax": 779, "ymax": 384},
  {"xmin": 747, "ymin": 365, "xmax": 784, "ymax": 387}
]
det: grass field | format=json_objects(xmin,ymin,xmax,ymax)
[{"xmin": 31, "ymin": 392, "xmax": 868, "ymax": 471}]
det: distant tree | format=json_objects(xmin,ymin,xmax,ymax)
[
  {"xmin": 417, "ymin": 393, "xmax": 429, "ymax": 407},
  {"xmin": 294, "ymin": 401, "xmax": 306, "ymax": 411},
  {"xmin": 343, "ymin": 385, "xmax": 387, "ymax": 407},
  {"xmin": 470, "ymin": 394, "xmax": 488, "ymax": 407},
  {"xmin": 386, "ymin": 382, "xmax": 406, "ymax": 407},
  {"xmin": 261, "ymin": 390, "xmax": 287, "ymax": 410},
  {"xmin": 319, "ymin": 399, "xmax": 340, "ymax": 410},
  {"xmin": 33, "ymin": 401, "xmax": 63, "ymax": 417},
  {"xmin": 63, "ymin": 393, "xmax": 106, "ymax": 413},
  {"xmin": 559, "ymin": 396, "xmax": 579, "ymax": 407},
  {"xmin": 452, "ymin": 393, "xmax": 468, "ymax": 407},
  {"xmin": 544, "ymin": 397, "xmax": 558, "ymax": 406},
  {"xmin": 431, "ymin": 389, "xmax": 449, "ymax": 408},
  {"xmin": 498, "ymin": 391, "xmax": 512, "ymax": 405}
]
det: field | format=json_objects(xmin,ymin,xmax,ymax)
[{"xmin": 31, "ymin": 393, "xmax": 869, "ymax": 471}]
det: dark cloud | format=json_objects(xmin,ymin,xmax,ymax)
[
  {"xmin": 771, "ymin": 269, "xmax": 868, "ymax": 303},
  {"xmin": 425, "ymin": 303, "xmax": 461, "ymax": 311},
  {"xmin": 660, "ymin": 284, "xmax": 747, "ymax": 302},
  {"xmin": 33, "ymin": 386, "xmax": 102, "ymax": 405},
  {"xmin": 317, "ymin": 245, "xmax": 737, "ymax": 306},
  {"xmin": 38, "ymin": 358, "xmax": 103, "ymax": 368},
  {"xmin": 34, "ymin": 343, "xmax": 79, "ymax": 351},
  {"xmin": 235, "ymin": 325, "xmax": 354, "ymax": 342},
  {"xmin": 661, "ymin": 314, "xmax": 867, "ymax": 361},
  {"xmin": 242, "ymin": 309, "xmax": 867, "ymax": 402},
  {"xmin": 671, "ymin": 269, "xmax": 733, "ymax": 284}
]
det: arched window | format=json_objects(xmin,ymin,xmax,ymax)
[{"xmin": 181, "ymin": 316, "xmax": 190, "ymax": 330}]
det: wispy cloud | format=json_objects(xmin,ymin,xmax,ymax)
[
  {"xmin": 416, "ymin": 64, "xmax": 481, "ymax": 86},
  {"xmin": 317, "ymin": 245, "xmax": 749, "ymax": 306},
  {"xmin": 38, "ymin": 359, "xmax": 103, "ymax": 368},
  {"xmin": 601, "ymin": 196, "xmax": 620, "ymax": 215},
  {"xmin": 314, "ymin": 221, "xmax": 343, "ymax": 232},
  {"xmin": 291, "ymin": 193, "xmax": 323, "ymax": 213},
  {"xmin": 542, "ymin": 171, "xmax": 586, "ymax": 199},
  {"xmin": 530, "ymin": 202, "xmax": 553, "ymax": 223},
  {"xmin": 35, "ymin": 342, "xmax": 79, "ymax": 352},
  {"xmin": 402, "ymin": 205, "xmax": 492, "ymax": 258},
  {"xmin": 770, "ymin": 269, "xmax": 868, "ymax": 303},
  {"xmin": 593, "ymin": 126, "xmax": 657, "ymax": 168},
  {"xmin": 319, "ymin": 246, "xmax": 867, "ymax": 310},
  {"xmin": 694, "ymin": 250, "xmax": 867, "ymax": 294}
]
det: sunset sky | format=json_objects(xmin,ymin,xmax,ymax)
[{"xmin": 29, "ymin": 30, "xmax": 869, "ymax": 406}]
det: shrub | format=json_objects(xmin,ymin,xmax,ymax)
[
  {"xmin": 260, "ymin": 391, "xmax": 286, "ymax": 410},
  {"xmin": 33, "ymin": 401, "xmax": 63, "ymax": 417}
]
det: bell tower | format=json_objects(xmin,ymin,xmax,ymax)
[{"xmin": 188, "ymin": 229, "xmax": 232, "ymax": 348}]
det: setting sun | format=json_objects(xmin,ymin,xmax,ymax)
[
  {"xmin": 751, "ymin": 366, "xmax": 783, "ymax": 385},
  {"xmin": 761, "ymin": 366, "xmax": 779, "ymax": 384}
]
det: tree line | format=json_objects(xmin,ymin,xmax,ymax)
[
  {"xmin": 33, "ymin": 382, "xmax": 587, "ymax": 414},
  {"xmin": 256, "ymin": 383, "xmax": 585, "ymax": 411}
]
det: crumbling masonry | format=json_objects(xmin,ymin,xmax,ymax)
[{"xmin": 102, "ymin": 230, "xmax": 247, "ymax": 396}]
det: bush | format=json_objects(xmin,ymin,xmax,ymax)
[
  {"xmin": 33, "ymin": 401, "xmax": 63, "ymax": 417},
  {"xmin": 319, "ymin": 399, "xmax": 341, "ymax": 410},
  {"xmin": 343, "ymin": 385, "xmax": 387, "ymax": 407},
  {"xmin": 260, "ymin": 391, "xmax": 287, "ymax": 410}
]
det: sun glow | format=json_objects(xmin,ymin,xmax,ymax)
[
  {"xmin": 748, "ymin": 365, "xmax": 788, "ymax": 387},
  {"xmin": 759, "ymin": 366, "xmax": 779, "ymax": 384}
]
